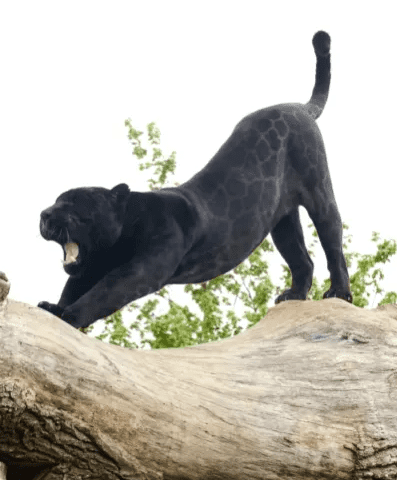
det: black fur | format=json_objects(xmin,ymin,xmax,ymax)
[{"xmin": 39, "ymin": 31, "xmax": 352, "ymax": 328}]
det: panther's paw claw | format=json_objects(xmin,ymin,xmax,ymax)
[
  {"xmin": 275, "ymin": 289, "xmax": 307, "ymax": 304},
  {"xmin": 323, "ymin": 289, "xmax": 353, "ymax": 303},
  {"xmin": 38, "ymin": 301, "xmax": 65, "ymax": 318}
]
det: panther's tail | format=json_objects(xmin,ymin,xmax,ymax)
[{"xmin": 305, "ymin": 31, "xmax": 331, "ymax": 120}]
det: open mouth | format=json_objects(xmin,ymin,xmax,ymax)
[{"xmin": 63, "ymin": 242, "xmax": 79, "ymax": 266}]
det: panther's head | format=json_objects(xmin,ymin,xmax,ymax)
[{"xmin": 40, "ymin": 183, "xmax": 130, "ymax": 276}]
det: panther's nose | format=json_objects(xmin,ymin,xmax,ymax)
[{"xmin": 40, "ymin": 209, "xmax": 51, "ymax": 221}]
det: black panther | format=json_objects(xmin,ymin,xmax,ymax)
[{"xmin": 39, "ymin": 31, "xmax": 352, "ymax": 328}]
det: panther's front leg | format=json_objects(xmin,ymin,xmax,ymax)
[
  {"xmin": 38, "ymin": 271, "xmax": 101, "ymax": 320},
  {"xmin": 61, "ymin": 233, "xmax": 186, "ymax": 328}
]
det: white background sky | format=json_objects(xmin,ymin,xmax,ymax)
[{"xmin": 1, "ymin": 1, "xmax": 396, "ymax": 333}]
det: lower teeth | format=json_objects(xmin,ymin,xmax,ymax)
[{"xmin": 63, "ymin": 242, "xmax": 79, "ymax": 265}]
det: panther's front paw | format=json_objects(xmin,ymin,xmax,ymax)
[
  {"xmin": 61, "ymin": 307, "xmax": 87, "ymax": 329},
  {"xmin": 275, "ymin": 289, "xmax": 307, "ymax": 304},
  {"xmin": 323, "ymin": 288, "xmax": 353, "ymax": 303},
  {"xmin": 38, "ymin": 301, "xmax": 65, "ymax": 318}
]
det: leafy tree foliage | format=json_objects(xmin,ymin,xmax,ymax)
[{"xmin": 86, "ymin": 122, "xmax": 397, "ymax": 349}]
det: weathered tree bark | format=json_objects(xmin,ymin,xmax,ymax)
[{"xmin": 1, "ymin": 281, "xmax": 397, "ymax": 480}]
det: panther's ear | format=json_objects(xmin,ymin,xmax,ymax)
[{"xmin": 111, "ymin": 183, "xmax": 130, "ymax": 202}]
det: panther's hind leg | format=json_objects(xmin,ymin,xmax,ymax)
[
  {"xmin": 271, "ymin": 208, "xmax": 314, "ymax": 304},
  {"xmin": 305, "ymin": 200, "xmax": 352, "ymax": 303}
]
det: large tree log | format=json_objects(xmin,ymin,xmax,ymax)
[{"xmin": 1, "ymin": 284, "xmax": 397, "ymax": 480}]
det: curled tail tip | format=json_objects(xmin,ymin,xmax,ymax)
[{"xmin": 312, "ymin": 31, "xmax": 331, "ymax": 57}]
